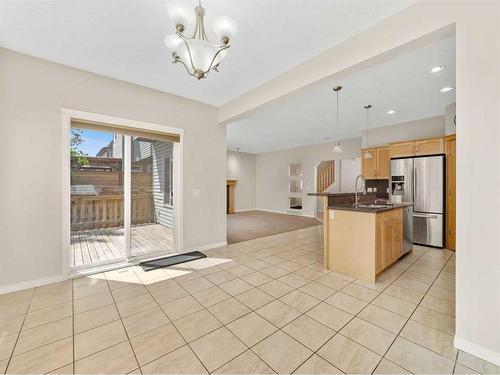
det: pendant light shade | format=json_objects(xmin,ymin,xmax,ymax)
[
  {"xmin": 333, "ymin": 86, "xmax": 343, "ymax": 153},
  {"xmin": 364, "ymin": 105, "xmax": 373, "ymax": 160}
]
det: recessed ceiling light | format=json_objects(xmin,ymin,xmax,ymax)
[
  {"xmin": 440, "ymin": 86, "xmax": 454, "ymax": 93},
  {"xmin": 430, "ymin": 65, "xmax": 446, "ymax": 74},
  {"xmin": 387, "ymin": 110, "xmax": 396, "ymax": 115}
]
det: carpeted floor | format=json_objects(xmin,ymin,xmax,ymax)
[{"xmin": 227, "ymin": 210, "xmax": 320, "ymax": 244}]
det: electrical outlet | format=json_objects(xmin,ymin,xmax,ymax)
[
  {"xmin": 193, "ymin": 189, "xmax": 200, "ymax": 197},
  {"xmin": 373, "ymin": 187, "xmax": 377, "ymax": 192}
]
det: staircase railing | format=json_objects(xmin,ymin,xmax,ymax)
[{"xmin": 317, "ymin": 162, "xmax": 334, "ymax": 193}]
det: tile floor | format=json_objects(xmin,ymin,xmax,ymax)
[{"xmin": 1, "ymin": 226, "xmax": 500, "ymax": 374}]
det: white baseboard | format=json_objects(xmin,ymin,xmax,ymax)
[
  {"xmin": 183, "ymin": 241, "xmax": 228, "ymax": 253},
  {"xmin": 454, "ymin": 335, "xmax": 500, "ymax": 366},
  {"xmin": 234, "ymin": 208, "xmax": 257, "ymax": 213},
  {"xmin": 0, "ymin": 274, "xmax": 67, "ymax": 295},
  {"xmin": 255, "ymin": 208, "xmax": 316, "ymax": 218}
]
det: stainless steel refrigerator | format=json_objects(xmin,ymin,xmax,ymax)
[{"xmin": 390, "ymin": 155, "xmax": 445, "ymax": 247}]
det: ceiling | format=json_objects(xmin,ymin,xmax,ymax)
[
  {"xmin": 226, "ymin": 35, "xmax": 456, "ymax": 154},
  {"xmin": 0, "ymin": 0, "xmax": 415, "ymax": 106}
]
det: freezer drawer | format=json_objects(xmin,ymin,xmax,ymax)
[{"xmin": 413, "ymin": 213, "xmax": 443, "ymax": 247}]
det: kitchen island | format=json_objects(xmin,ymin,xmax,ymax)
[{"xmin": 309, "ymin": 192, "xmax": 412, "ymax": 282}]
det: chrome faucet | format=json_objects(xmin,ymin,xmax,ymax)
[{"xmin": 354, "ymin": 174, "xmax": 366, "ymax": 207}]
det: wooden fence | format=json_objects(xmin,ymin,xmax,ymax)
[{"xmin": 71, "ymin": 194, "xmax": 154, "ymax": 230}]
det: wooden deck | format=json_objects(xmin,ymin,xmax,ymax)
[{"xmin": 70, "ymin": 223, "xmax": 173, "ymax": 267}]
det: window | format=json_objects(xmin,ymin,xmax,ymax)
[{"xmin": 164, "ymin": 156, "xmax": 173, "ymax": 206}]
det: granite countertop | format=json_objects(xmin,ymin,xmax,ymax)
[
  {"xmin": 328, "ymin": 202, "xmax": 413, "ymax": 213},
  {"xmin": 307, "ymin": 192, "xmax": 376, "ymax": 197}
]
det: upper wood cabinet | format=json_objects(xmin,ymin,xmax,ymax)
[
  {"xmin": 415, "ymin": 138, "xmax": 444, "ymax": 155},
  {"xmin": 390, "ymin": 137, "xmax": 445, "ymax": 158},
  {"xmin": 361, "ymin": 146, "xmax": 390, "ymax": 180},
  {"xmin": 389, "ymin": 142, "xmax": 415, "ymax": 158}
]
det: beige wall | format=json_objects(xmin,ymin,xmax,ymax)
[
  {"xmin": 0, "ymin": 48, "xmax": 227, "ymax": 289},
  {"xmin": 226, "ymin": 151, "xmax": 257, "ymax": 211},
  {"xmin": 256, "ymin": 138, "xmax": 361, "ymax": 217}
]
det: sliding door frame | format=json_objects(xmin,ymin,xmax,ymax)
[{"xmin": 61, "ymin": 108, "xmax": 184, "ymax": 278}]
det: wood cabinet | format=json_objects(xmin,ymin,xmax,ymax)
[
  {"xmin": 415, "ymin": 138, "xmax": 444, "ymax": 155},
  {"xmin": 445, "ymin": 135, "xmax": 456, "ymax": 250},
  {"xmin": 361, "ymin": 146, "xmax": 390, "ymax": 179},
  {"xmin": 376, "ymin": 209, "xmax": 403, "ymax": 273},
  {"xmin": 389, "ymin": 141, "xmax": 415, "ymax": 158},
  {"xmin": 390, "ymin": 137, "xmax": 445, "ymax": 158}
]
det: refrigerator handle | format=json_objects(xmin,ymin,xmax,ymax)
[{"xmin": 413, "ymin": 165, "xmax": 417, "ymax": 205}]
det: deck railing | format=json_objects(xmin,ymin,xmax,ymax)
[{"xmin": 71, "ymin": 194, "xmax": 154, "ymax": 230}]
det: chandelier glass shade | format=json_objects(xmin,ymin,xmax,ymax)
[{"xmin": 164, "ymin": 1, "xmax": 238, "ymax": 80}]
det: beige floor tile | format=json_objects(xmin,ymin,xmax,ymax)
[
  {"xmin": 149, "ymin": 283, "xmax": 189, "ymax": 305},
  {"xmin": 74, "ymin": 320, "xmax": 127, "ymax": 360},
  {"xmin": 220, "ymin": 279, "xmax": 254, "ymax": 296},
  {"xmin": 277, "ymin": 274, "xmax": 309, "ymax": 289},
  {"xmin": 14, "ymin": 317, "xmax": 72, "ymax": 355},
  {"xmin": 74, "ymin": 303, "xmax": 119, "ymax": 334},
  {"xmin": 73, "ymin": 291, "xmax": 114, "ymax": 314},
  {"xmin": 74, "ymin": 341, "xmax": 138, "ymax": 374},
  {"xmin": 116, "ymin": 293, "xmax": 158, "ymax": 318},
  {"xmin": 316, "ymin": 274, "xmax": 350, "ymax": 290},
  {"xmin": 180, "ymin": 277, "xmax": 215, "ymax": 294},
  {"xmin": 121, "ymin": 305, "xmax": 170, "ymax": 338},
  {"xmin": 386, "ymin": 337, "xmax": 454, "ymax": 374},
  {"xmin": 213, "ymin": 349, "xmax": 275, "ymax": 374},
  {"xmin": 205, "ymin": 270, "xmax": 237, "ymax": 285},
  {"xmin": 241, "ymin": 272, "xmax": 273, "ymax": 287},
  {"xmin": 72, "ymin": 281, "xmax": 109, "ymax": 300},
  {"xmin": 258, "ymin": 280, "xmax": 294, "ymax": 299},
  {"xmin": 173, "ymin": 308, "xmax": 222, "ymax": 342},
  {"xmin": 371, "ymin": 294, "xmax": 416, "ymax": 318},
  {"xmin": 411, "ymin": 306, "xmax": 455, "ymax": 335},
  {"xmin": 0, "ymin": 359, "xmax": 8, "ymax": 374},
  {"xmin": 383, "ymin": 284, "xmax": 424, "ymax": 304},
  {"xmin": 0, "ymin": 334, "xmax": 17, "ymax": 360},
  {"xmin": 454, "ymin": 363, "xmax": 479, "ymax": 374},
  {"xmin": 298, "ymin": 282, "xmax": 336, "ymax": 300},
  {"xmin": 340, "ymin": 317, "xmax": 396, "ymax": 355},
  {"xmin": 318, "ymin": 334, "xmax": 381, "ymax": 374},
  {"xmin": 457, "ymin": 350, "xmax": 500, "ymax": 374},
  {"xmin": 279, "ymin": 290, "xmax": 320, "ymax": 313},
  {"xmin": 161, "ymin": 295, "xmax": 203, "ymax": 321},
  {"xmin": 261, "ymin": 266, "xmax": 290, "ymax": 279},
  {"xmin": 140, "ymin": 345, "xmax": 207, "ymax": 374},
  {"xmin": 256, "ymin": 300, "xmax": 301, "ymax": 328},
  {"xmin": 374, "ymin": 358, "xmax": 411, "ymax": 374},
  {"xmin": 283, "ymin": 315, "xmax": 334, "ymax": 351},
  {"xmin": 341, "ymin": 283, "xmax": 380, "ymax": 302},
  {"xmin": 428, "ymin": 285, "xmax": 456, "ymax": 303},
  {"xmin": 29, "ymin": 294, "xmax": 72, "ymax": 312},
  {"xmin": 325, "ymin": 292, "xmax": 368, "ymax": 314},
  {"xmin": 294, "ymin": 354, "xmax": 342, "ymax": 374},
  {"xmin": 72, "ymin": 274, "xmax": 107, "ymax": 288},
  {"xmin": 235, "ymin": 288, "xmax": 274, "ymax": 310},
  {"xmin": 277, "ymin": 261, "xmax": 304, "ymax": 273},
  {"xmin": 190, "ymin": 327, "xmax": 247, "ymax": 372},
  {"xmin": 207, "ymin": 298, "xmax": 251, "ymax": 324},
  {"xmin": 400, "ymin": 319, "xmax": 457, "ymax": 360},
  {"xmin": 293, "ymin": 266, "xmax": 325, "ymax": 281},
  {"xmin": 252, "ymin": 331, "xmax": 312, "ymax": 374},
  {"xmin": 0, "ymin": 301, "xmax": 29, "ymax": 320},
  {"xmin": 7, "ymin": 337, "xmax": 73, "ymax": 374},
  {"xmin": 226, "ymin": 312, "xmax": 277, "ymax": 347},
  {"xmin": 306, "ymin": 302, "xmax": 353, "ymax": 331},
  {"xmin": 393, "ymin": 277, "xmax": 430, "ymax": 294},
  {"xmin": 0, "ymin": 289, "xmax": 34, "ymax": 307},
  {"xmin": 421, "ymin": 295, "xmax": 456, "ymax": 317},
  {"xmin": 358, "ymin": 304, "xmax": 408, "ymax": 334},
  {"xmin": 227, "ymin": 265, "xmax": 255, "ymax": 278},
  {"xmin": 110, "ymin": 283, "xmax": 148, "ymax": 302},
  {"xmin": 130, "ymin": 322, "xmax": 185, "ymax": 366},
  {"xmin": 192, "ymin": 286, "xmax": 231, "ymax": 307},
  {"xmin": 0, "ymin": 315, "xmax": 24, "ymax": 338},
  {"xmin": 23, "ymin": 302, "xmax": 72, "ymax": 331}
]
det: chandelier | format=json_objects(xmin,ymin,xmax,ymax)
[{"xmin": 164, "ymin": 1, "xmax": 238, "ymax": 80}]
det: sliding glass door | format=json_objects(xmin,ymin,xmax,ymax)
[{"xmin": 69, "ymin": 125, "xmax": 176, "ymax": 272}]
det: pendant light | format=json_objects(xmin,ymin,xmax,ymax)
[
  {"xmin": 364, "ymin": 105, "xmax": 373, "ymax": 159},
  {"xmin": 332, "ymin": 86, "xmax": 343, "ymax": 153}
]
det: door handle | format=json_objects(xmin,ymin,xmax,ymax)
[{"xmin": 413, "ymin": 213, "xmax": 438, "ymax": 219}]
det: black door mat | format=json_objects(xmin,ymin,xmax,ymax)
[{"xmin": 140, "ymin": 251, "xmax": 207, "ymax": 272}]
